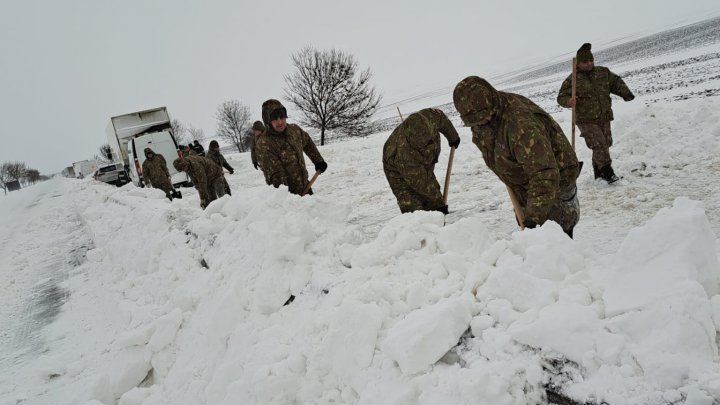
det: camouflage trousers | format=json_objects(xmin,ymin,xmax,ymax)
[
  {"xmin": 208, "ymin": 177, "xmax": 226, "ymax": 201},
  {"xmin": 383, "ymin": 161, "xmax": 444, "ymax": 213},
  {"xmin": 149, "ymin": 178, "xmax": 173, "ymax": 198},
  {"xmin": 222, "ymin": 176, "xmax": 231, "ymax": 196},
  {"xmin": 578, "ymin": 122, "xmax": 613, "ymax": 168}
]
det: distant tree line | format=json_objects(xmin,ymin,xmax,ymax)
[{"xmin": 0, "ymin": 161, "xmax": 48, "ymax": 195}]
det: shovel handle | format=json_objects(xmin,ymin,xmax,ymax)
[
  {"xmin": 443, "ymin": 147, "xmax": 456, "ymax": 204},
  {"xmin": 301, "ymin": 171, "xmax": 321, "ymax": 196}
]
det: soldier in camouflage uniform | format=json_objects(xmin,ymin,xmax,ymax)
[
  {"xmin": 255, "ymin": 99, "xmax": 327, "ymax": 195},
  {"xmin": 141, "ymin": 147, "xmax": 174, "ymax": 201},
  {"xmin": 172, "ymin": 154, "xmax": 225, "ymax": 209},
  {"xmin": 206, "ymin": 140, "xmax": 233, "ymax": 196},
  {"xmin": 454, "ymin": 76, "xmax": 581, "ymax": 238},
  {"xmin": 383, "ymin": 108, "xmax": 460, "ymax": 214},
  {"xmin": 250, "ymin": 121, "xmax": 265, "ymax": 170},
  {"xmin": 557, "ymin": 43, "xmax": 635, "ymax": 183}
]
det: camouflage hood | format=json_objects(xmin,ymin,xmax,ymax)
[
  {"xmin": 261, "ymin": 99, "xmax": 287, "ymax": 133},
  {"xmin": 252, "ymin": 120, "xmax": 266, "ymax": 132},
  {"xmin": 173, "ymin": 158, "xmax": 187, "ymax": 171},
  {"xmin": 453, "ymin": 76, "xmax": 504, "ymax": 127},
  {"xmin": 144, "ymin": 147, "xmax": 156, "ymax": 158}
]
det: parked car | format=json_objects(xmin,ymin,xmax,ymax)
[{"xmin": 93, "ymin": 162, "xmax": 129, "ymax": 186}]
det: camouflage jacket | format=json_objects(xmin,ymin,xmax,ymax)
[
  {"xmin": 557, "ymin": 66, "xmax": 634, "ymax": 124},
  {"xmin": 383, "ymin": 108, "xmax": 460, "ymax": 207},
  {"xmin": 473, "ymin": 91, "xmax": 580, "ymax": 224},
  {"xmin": 182, "ymin": 155, "xmax": 223, "ymax": 203},
  {"xmin": 141, "ymin": 152, "xmax": 172, "ymax": 190},
  {"xmin": 250, "ymin": 134, "xmax": 261, "ymax": 167},
  {"xmin": 206, "ymin": 149, "xmax": 233, "ymax": 172},
  {"xmin": 255, "ymin": 123, "xmax": 324, "ymax": 194}
]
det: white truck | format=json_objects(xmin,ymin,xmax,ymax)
[
  {"xmin": 106, "ymin": 107, "xmax": 189, "ymax": 188},
  {"xmin": 72, "ymin": 160, "xmax": 97, "ymax": 179}
]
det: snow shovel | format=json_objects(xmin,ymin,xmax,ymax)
[
  {"xmin": 442, "ymin": 147, "xmax": 456, "ymax": 204},
  {"xmin": 301, "ymin": 171, "xmax": 321, "ymax": 196},
  {"xmin": 506, "ymin": 186, "xmax": 525, "ymax": 230}
]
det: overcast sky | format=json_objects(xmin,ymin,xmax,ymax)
[{"xmin": 1, "ymin": 0, "xmax": 718, "ymax": 174}]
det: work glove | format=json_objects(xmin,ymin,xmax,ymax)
[
  {"xmin": 523, "ymin": 219, "xmax": 538, "ymax": 229},
  {"xmin": 448, "ymin": 138, "xmax": 460, "ymax": 149},
  {"xmin": 624, "ymin": 95, "xmax": 635, "ymax": 102},
  {"xmin": 315, "ymin": 161, "xmax": 328, "ymax": 173},
  {"xmin": 228, "ymin": 168, "xmax": 234, "ymax": 174},
  {"xmin": 436, "ymin": 205, "xmax": 449, "ymax": 215}
]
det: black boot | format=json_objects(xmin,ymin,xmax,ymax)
[
  {"xmin": 593, "ymin": 164, "xmax": 601, "ymax": 180},
  {"xmin": 600, "ymin": 165, "xmax": 620, "ymax": 184}
]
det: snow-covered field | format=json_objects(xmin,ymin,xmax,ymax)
[{"xmin": 2, "ymin": 33, "xmax": 720, "ymax": 405}]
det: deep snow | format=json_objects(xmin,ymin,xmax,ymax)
[{"xmin": 2, "ymin": 34, "xmax": 720, "ymax": 405}]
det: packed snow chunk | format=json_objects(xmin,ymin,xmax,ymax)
[
  {"xmin": 608, "ymin": 197, "xmax": 720, "ymax": 315},
  {"xmin": 383, "ymin": 294, "xmax": 473, "ymax": 374},
  {"xmin": 605, "ymin": 292, "xmax": 718, "ymax": 389},
  {"xmin": 436, "ymin": 216, "xmax": 494, "ymax": 256},
  {"xmin": 315, "ymin": 300, "xmax": 384, "ymax": 380},
  {"xmin": 509, "ymin": 302, "xmax": 625, "ymax": 365},
  {"xmin": 109, "ymin": 347, "xmax": 153, "ymax": 398},
  {"xmin": 148, "ymin": 309, "xmax": 183, "ymax": 352},
  {"xmin": 118, "ymin": 387, "xmax": 151, "ymax": 405},
  {"xmin": 351, "ymin": 211, "xmax": 445, "ymax": 268}
]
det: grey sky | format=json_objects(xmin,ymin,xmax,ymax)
[{"xmin": 1, "ymin": 0, "xmax": 718, "ymax": 174}]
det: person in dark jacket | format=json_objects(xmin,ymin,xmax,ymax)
[
  {"xmin": 255, "ymin": 99, "xmax": 327, "ymax": 195},
  {"xmin": 557, "ymin": 43, "xmax": 635, "ymax": 183},
  {"xmin": 206, "ymin": 140, "xmax": 233, "ymax": 196},
  {"xmin": 383, "ymin": 108, "xmax": 460, "ymax": 214},
  {"xmin": 454, "ymin": 76, "xmax": 581, "ymax": 238}
]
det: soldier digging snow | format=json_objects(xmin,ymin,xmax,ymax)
[
  {"xmin": 454, "ymin": 76, "xmax": 581, "ymax": 238},
  {"xmin": 206, "ymin": 140, "xmax": 233, "ymax": 196},
  {"xmin": 255, "ymin": 99, "xmax": 327, "ymax": 195},
  {"xmin": 557, "ymin": 43, "xmax": 635, "ymax": 183},
  {"xmin": 141, "ymin": 147, "xmax": 179, "ymax": 201},
  {"xmin": 383, "ymin": 108, "xmax": 460, "ymax": 214},
  {"xmin": 173, "ymin": 155, "xmax": 225, "ymax": 209}
]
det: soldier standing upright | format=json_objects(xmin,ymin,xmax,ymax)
[
  {"xmin": 557, "ymin": 43, "xmax": 635, "ymax": 183},
  {"xmin": 206, "ymin": 140, "xmax": 234, "ymax": 196},
  {"xmin": 141, "ymin": 147, "xmax": 178, "ymax": 200},
  {"xmin": 172, "ymin": 155, "xmax": 225, "ymax": 209},
  {"xmin": 255, "ymin": 99, "xmax": 327, "ymax": 195},
  {"xmin": 383, "ymin": 108, "xmax": 460, "ymax": 214},
  {"xmin": 250, "ymin": 120, "xmax": 265, "ymax": 170},
  {"xmin": 454, "ymin": 76, "xmax": 580, "ymax": 238}
]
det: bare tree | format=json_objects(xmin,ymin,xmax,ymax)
[
  {"xmin": 0, "ymin": 162, "xmax": 11, "ymax": 194},
  {"xmin": 7, "ymin": 161, "xmax": 27, "ymax": 182},
  {"xmin": 171, "ymin": 118, "xmax": 192, "ymax": 145},
  {"xmin": 215, "ymin": 100, "xmax": 252, "ymax": 152},
  {"xmin": 0, "ymin": 161, "xmax": 26, "ymax": 194},
  {"xmin": 95, "ymin": 144, "xmax": 114, "ymax": 165},
  {"xmin": 25, "ymin": 169, "xmax": 40, "ymax": 184},
  {"xmin": 284, "ymin": 47, "xmax": 382, "ymax": 145}
]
